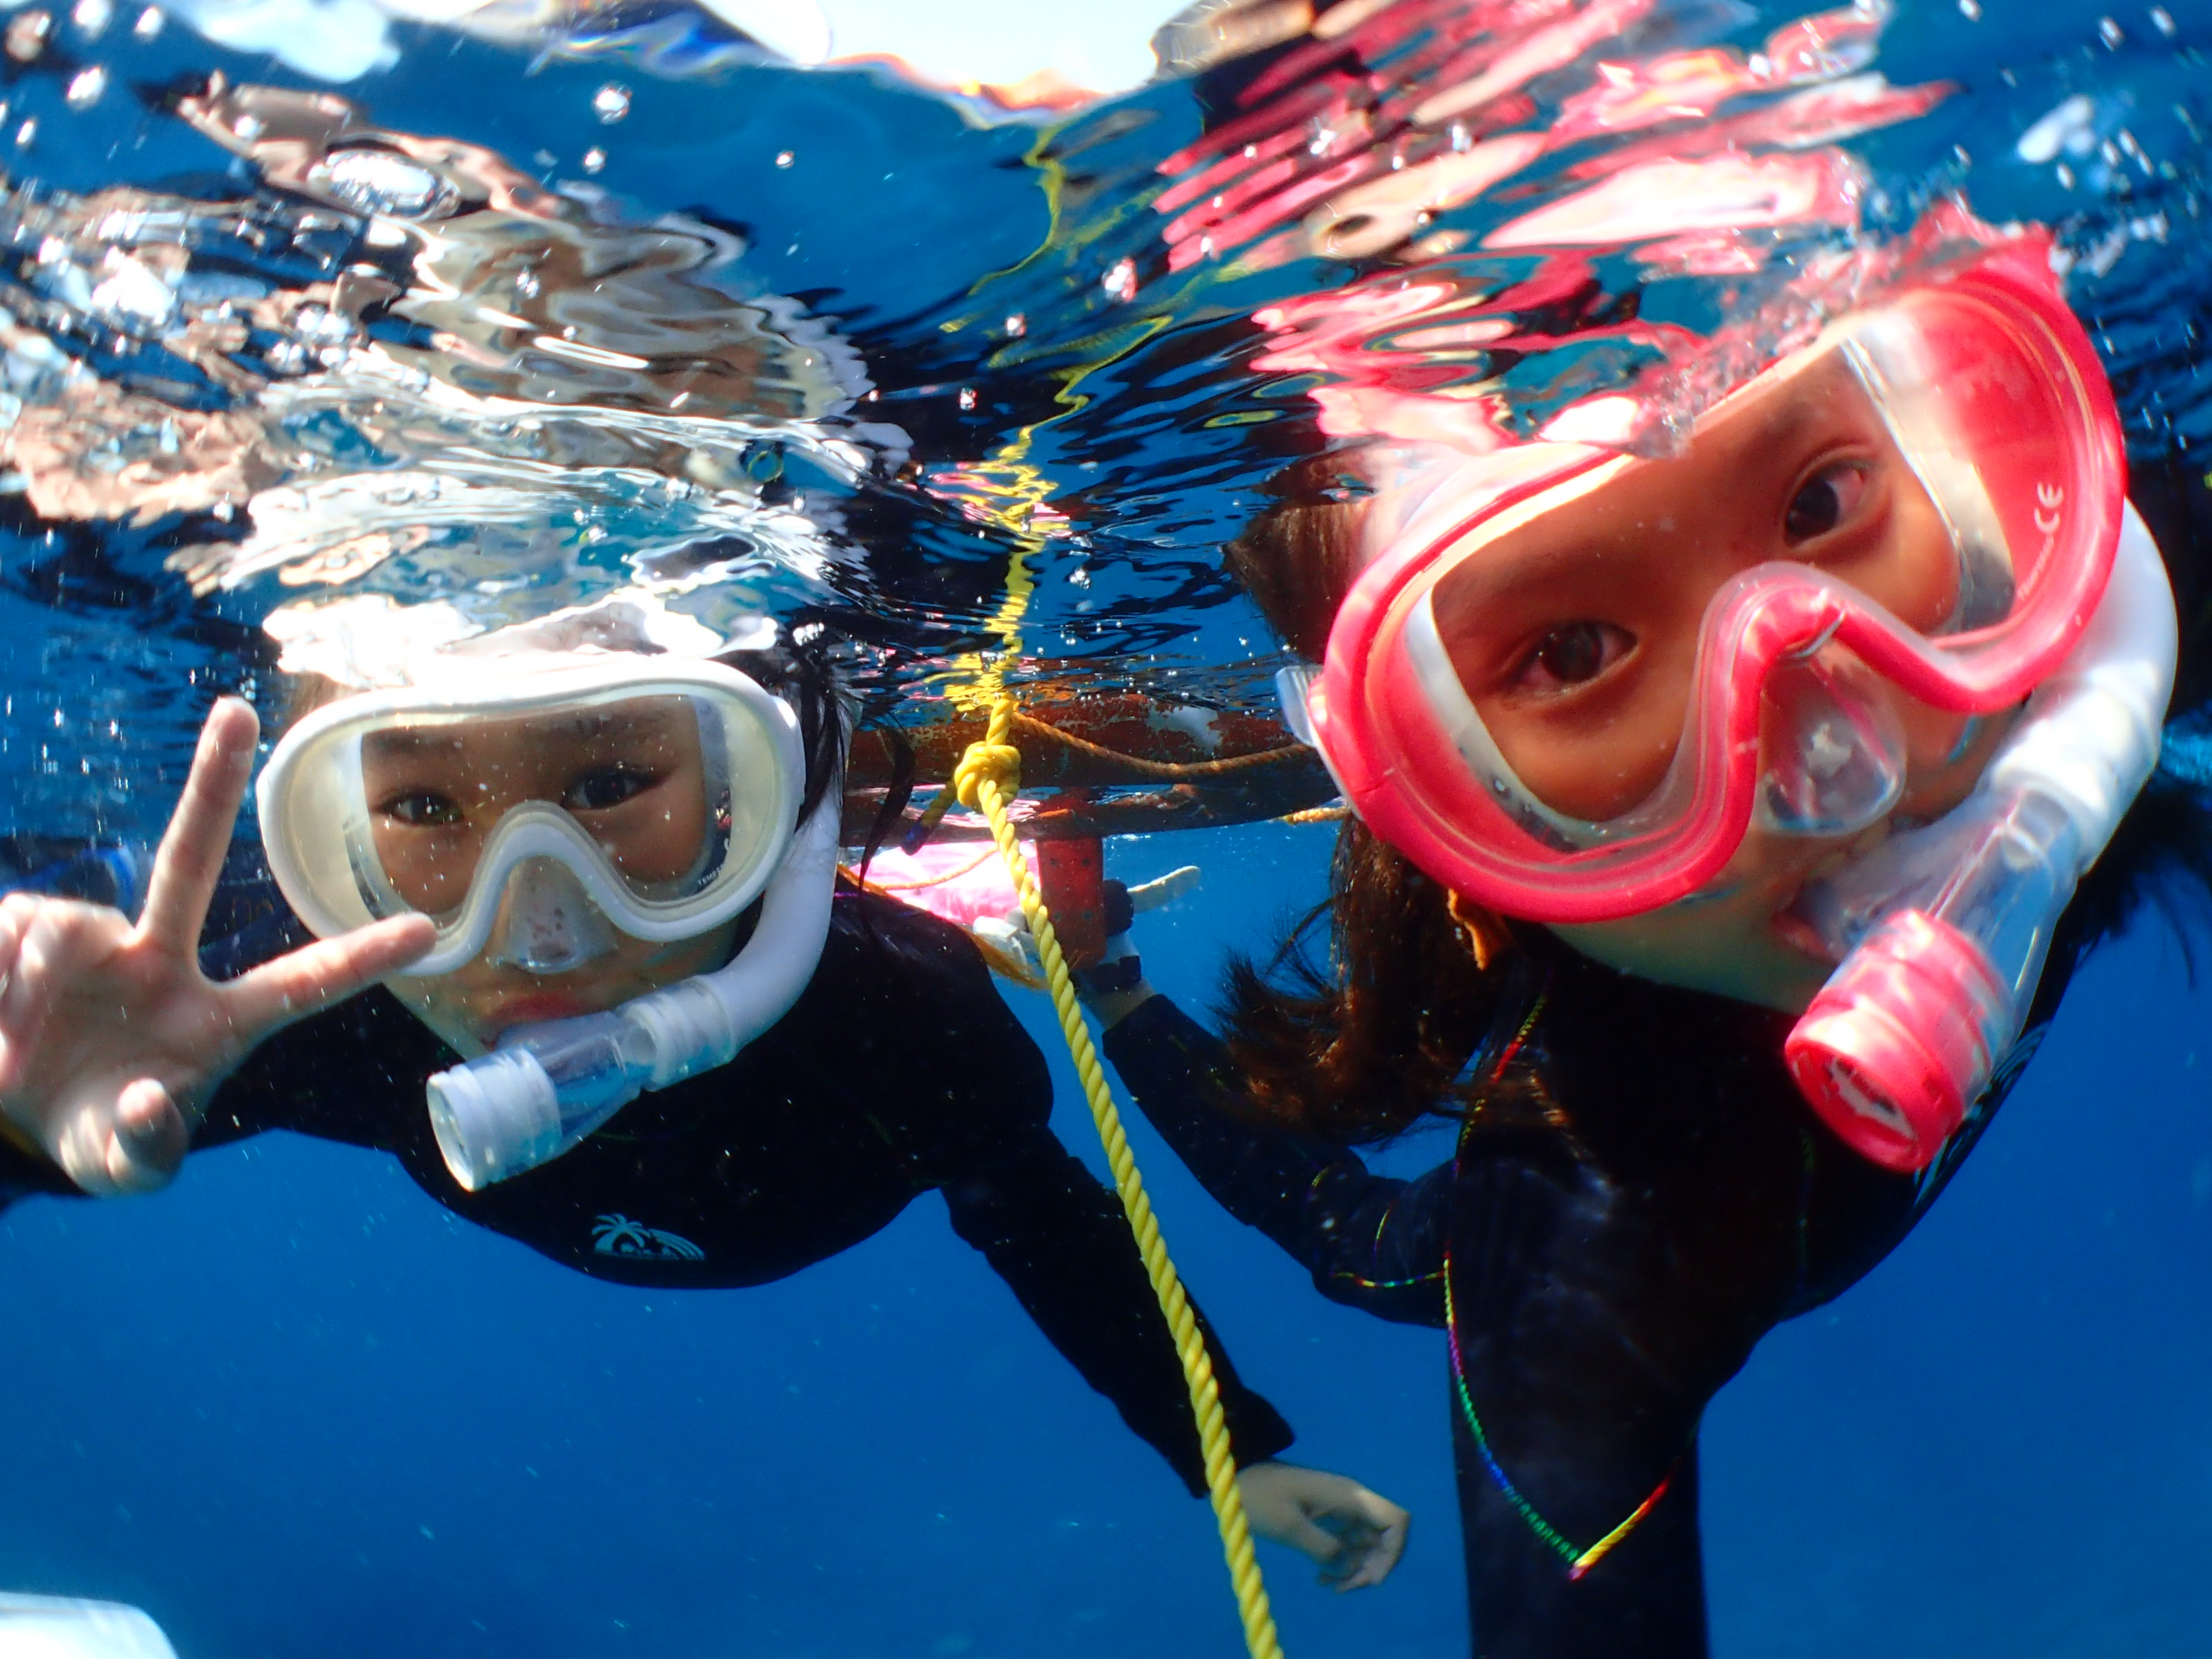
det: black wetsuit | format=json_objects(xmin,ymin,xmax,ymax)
[
  {"xmin": 0, "ymin": 872, "xmax": 1293, "ymax": 1497},
  {"xmin": 1103, "ymin": 926, "xmax": 2090, "ymax": 1656}
]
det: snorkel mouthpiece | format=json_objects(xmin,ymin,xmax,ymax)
[
  {"xmin": 425, "ymin": 787, "xmax": 842, "ymax": 1192},
  {"xmin": 1785, "ymin": 505, "xmax": 2175, "ymax": 1171},
  {"xmin": 427, "ymin": 1012, "xmax": 642, "ymax": 1188}
]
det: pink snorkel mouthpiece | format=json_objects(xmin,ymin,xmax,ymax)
[
  {"xmin": 1785, "ymin": 505, "xmax": 2173, "ymax": 1170},
  {"xmin": 1787, "ymin": 908, "xmax": 2013, "ymax": 1170}
]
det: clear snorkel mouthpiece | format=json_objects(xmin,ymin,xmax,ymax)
[
  {"xmin": 426, "ymin": 1009, "xmax": 653, "ymax": 1185},
  {"xmin": 1784, "ymin": 505, "xmax": 2175, "ymax": 1171},
  {"xmin": 424, "ymin": 785, "xmax": 843, "ymax": 1192}
]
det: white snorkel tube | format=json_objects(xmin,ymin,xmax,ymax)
[
  {"xmin": 424, "ymin": 779, "xmax": 842, "ymax": 1191},
  {"xmin": 1786, "ymin": 504, "xmax": 2176, "ymax": 1170}
]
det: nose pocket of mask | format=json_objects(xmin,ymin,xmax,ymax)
[
  {"xmin": 1754, "ymin": 653, "xmax": 1907, "ymax": 838},
  {"xmin": 485, "ymin": 856, "xmax": 621, "ymax": 973}
]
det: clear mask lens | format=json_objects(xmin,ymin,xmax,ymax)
[
  {"xmin": 1409, "ymin": 306, "xmax": 2007, "ymax": 862},
  {"xmin": 361, "ymin": 694, "xmax": 726, "ymax": 915}
]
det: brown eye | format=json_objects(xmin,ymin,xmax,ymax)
[
  {"xmin": 377, "ymin": 790, "xmax": 462, "ymax": 827},
  {"xmin": 563, "ymin": 765, "xmax": 659, "ymax": 813},
  {"xmin": 1785, "ymin": 460, "xmax": 1871, "ymax": 543},
  {"xmin": 1513, "ymin": 621, "xmax": 1632, "ymax": 694}
]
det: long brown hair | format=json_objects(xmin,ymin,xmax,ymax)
[{"xmin": 1220, "ymin": 453, "xmax": 1532, "ymax": 1143}]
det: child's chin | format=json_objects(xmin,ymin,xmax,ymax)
[
  {"xmin": 1656, "ymin": 948, "xmax": 1828, "ymax": 1015},
  {"xmin": 1553, "ymin": 920, "xmax": 1828, "ymax": 1013}
]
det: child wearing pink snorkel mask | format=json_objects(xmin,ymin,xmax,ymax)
[{"xmin": 1082, "ymin": 225, "xmax": 2212, "ymax": 1656}]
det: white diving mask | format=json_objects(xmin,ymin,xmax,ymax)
[
  {"xmin": 258, "ymin": 658, "xmax": 806, "ymax": 977},
  {"xmin": 258, "ymin": 653, "xmax": 840, "ymax": 1192}
]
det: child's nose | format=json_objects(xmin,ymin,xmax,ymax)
[
  {"xmin": 1753, "ymin": 648, "xmax": 1909, "ymax": 840},
  {"xmin": 483, "ymin": 856, "xmax": 619, "ymax": 974}
]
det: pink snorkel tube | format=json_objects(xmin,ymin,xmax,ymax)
[{"xmin": 1295, "ymin": 238, "xmax": 2171, "ymax": 1171}]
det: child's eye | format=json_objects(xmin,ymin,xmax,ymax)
[
  {"xmin": 563, "ymin": 765, "xmax": 659, "ymax": 812},
  {"xmin": 377, "ymin": 790, "xmax": 462, "ymax": 827},
  {"xmin": 1510, "ymin": 621, "xmax": 1633, "ymax": 694},
  {"xmin": 1783, "ymin": 460, "xmax": 1872, "ymax": 543}
]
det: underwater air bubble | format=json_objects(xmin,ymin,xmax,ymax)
[{"xmin": 6, "ymin": 10, "xmax": 50, "ymax": 62}]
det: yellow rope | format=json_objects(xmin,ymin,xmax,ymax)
[
  {"xmin": 917, "ymin": 349, "xmax": 1281, "ymax": 1649},
  {"xmin": 955, "ymin": 700, "xmax": 1284, "ymax": 1659}
]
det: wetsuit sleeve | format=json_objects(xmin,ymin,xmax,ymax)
[
  {"xmin": 195, "ymin": 990, "xmax": 436, "ymax": 1156},
  {"xmin": 861, "ymin": 895, "xmax": 1294, "ymax": 1494},
  {"xmin": 1103, "ymin": 994, "xmax": 1450, "ymax": 1327},
  {"xmin": 940, "ymin": 1125, "xmax": 1297, "ymax": 1494}
]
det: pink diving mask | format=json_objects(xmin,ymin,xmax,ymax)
[
  {"xmin": 1286, "ymin": 238, "xmax": 2159, "ymax": 1172},
  {"xmin": 1294, "ymin": 238, "xmax": 2127, "ymax": 926}
]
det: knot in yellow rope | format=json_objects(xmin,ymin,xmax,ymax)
[{"xmin": 951, "ymin": 700, "xmax": 1022, "ymax": 809}]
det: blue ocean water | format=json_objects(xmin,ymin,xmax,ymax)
[
  {"xmin": 1, "ymin": 1, "xmax": 2209, "ymax": 1656},
  {"xmin": 2, "ymin": 823, "xmax": 2207, "ymax": 1657}
]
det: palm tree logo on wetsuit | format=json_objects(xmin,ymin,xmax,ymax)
[{"xmin": 590, "ymin": 1213, "xmax": 706, "ymax": 1262}]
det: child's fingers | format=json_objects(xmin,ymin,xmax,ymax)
[
  {"xmin": 222, "ymin": 914, "xmax": 435, "ymax": 1041},
  {"xmin": 45, "ymin": 1078, "xmax": 188, "ymax": 1196},
  {"xmin": 104, "ymin": 1078, "xmax": 189, "ymax": 1193},
  {"xmin": 1327, "ymin": 1498, "xmax": 1409, "ymax": 1591},
  {"xmin": 137, "ymin": 698, "xmax": 260, "ymax": 962},
  {"xmin": 1274, "ymin": 1510, "xmax": 1347, "ymax": 1567},
  {"xmin": 0, "ymin": 901, "xmax": 73, "ymax": 1093}
]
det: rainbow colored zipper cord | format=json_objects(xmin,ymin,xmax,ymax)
[
  {"xmin": 1442, "ymin": 1267, "xmax": 1677, "ymax": 1580},
  {"xmin": 1443, "ymin": 983, "xmax": 1676, "ymax": 1581}
]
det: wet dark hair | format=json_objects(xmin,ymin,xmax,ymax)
[{"xmin": 1219, "ymin": 449, "xmax": 2212, "ymax": 1145}]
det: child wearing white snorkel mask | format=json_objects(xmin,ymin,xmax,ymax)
[
  {"xmin": 1082, "ymin": 228, "xmax": 2212, "ymax": 1656},
  {"xmin": 0, "ymin": 595, "xmax": 1413, "ymax": 1591}
]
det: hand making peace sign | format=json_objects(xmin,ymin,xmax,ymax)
[{"xmin": 0, "ymin": 698, "xmax": 433, "ymax": 1195}]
